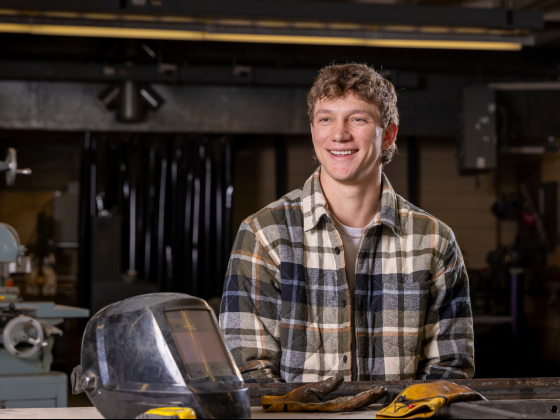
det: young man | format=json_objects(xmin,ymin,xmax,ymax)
[{"xmin": 220, "ymin": 63, "xmax": 474, "ymax": 383}]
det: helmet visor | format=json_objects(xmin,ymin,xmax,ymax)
[{"xmin": 165, "ymin": 310, "xmax": 236, "ymax": 379}]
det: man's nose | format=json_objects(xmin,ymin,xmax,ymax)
[{"xmin": 332, "ymin": 120, "xmax": 351, "ymax": 142}]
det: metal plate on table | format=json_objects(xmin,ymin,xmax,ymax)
[
  {"xmin": 437, "ymin": 400, "xmax": 560, "ymax": 419},
  {"xmin": 248, "ymin": 378, "xmax": 560, "ymax": 406}
]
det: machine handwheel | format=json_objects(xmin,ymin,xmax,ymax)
[
  {"xmin": 2, "ymin": 315, "xmax": 45, "ymax": 358},
  {"xmin": 3, "ymin": 148, "xmax": 31, "ymax": 186}
]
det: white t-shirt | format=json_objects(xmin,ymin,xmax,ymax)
[{"xmin": 331, "ymin": 213, "xmax": 376, "ymax": 380}]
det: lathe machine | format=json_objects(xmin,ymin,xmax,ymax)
[{"xmin": 0, "ymin": 148, "xmax": 89, "ymax": 409}]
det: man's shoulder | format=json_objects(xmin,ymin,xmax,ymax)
[
  {"xmin": 243, "ymin": 187, "xmax": 305, "ymax": 231},
  {"xmin": 237, "ymin": 188, "xmax": 305, "ymax": 264},
  {"xmin": 394, "ymin": 193, "xmax": 455, "ymax": 243}
]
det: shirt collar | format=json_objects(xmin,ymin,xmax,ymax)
[{"xmin": 302, "ymin": 166, "xmax": 402, "ymax": 236}]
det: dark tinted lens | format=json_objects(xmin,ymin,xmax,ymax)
[{"xmin": 165, "ymin": 310, "xmax": 235, "ymax": 379}]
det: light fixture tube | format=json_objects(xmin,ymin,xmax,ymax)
[{"xmin": 0, "ymin": 23, "xmax": 523, "ymax": 51}]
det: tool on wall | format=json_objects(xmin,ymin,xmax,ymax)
[{"xmin": 72, "ymin": 293, "xmax": 250, "ymax": 419}]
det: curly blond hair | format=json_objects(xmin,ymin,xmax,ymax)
[{"xmin": 307, "ymin": 63, "xmax": 399, "ymax": 166}]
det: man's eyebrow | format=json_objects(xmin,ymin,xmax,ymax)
[
  {"xmin": 346, "ymin": 109, "xmax": 375, "ymax": 115},
  {"xmin": 315, "ymin": 109, "xmax": 374, "ymax": 115}
]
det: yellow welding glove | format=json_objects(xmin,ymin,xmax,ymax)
[
  {"xmin": 262, "ymin": 374, "xmax": 388, "ymax": 412},
  {"xmin": 376, "ymin": 380, "xmax": 487, "ymax": 419}
]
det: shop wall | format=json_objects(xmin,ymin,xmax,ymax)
[{"xmin": 420, "ymin": 138, "xmax": 497, "ymax": 268}]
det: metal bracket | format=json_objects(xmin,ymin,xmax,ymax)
[{"xmin": 71, "ymin": 365, "xmax": 97, "ymax": 395}]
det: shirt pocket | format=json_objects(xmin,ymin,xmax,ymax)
[{"xmin": 379, "ymin": 279, "xmax": 431, "ymax": 355}]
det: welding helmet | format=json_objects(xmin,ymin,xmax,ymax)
[{"xmin": 72, "ymin": 293, "xmax": 251, "ymax": 419}]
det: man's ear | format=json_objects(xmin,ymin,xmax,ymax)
[{"xmin": 381, "ymin": 123, "xmax": 398, "ymax": 150}]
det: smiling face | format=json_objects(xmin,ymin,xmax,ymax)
[{"xmin": 311, "ymin": 93, "xmax": 397, "ymax": 186}]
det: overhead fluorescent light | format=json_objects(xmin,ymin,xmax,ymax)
[
  {"xmin": 0, "ymin": 23, "xmax": 523, "ymax": 50},
  {"xmin": 365, "ymin": 39, "xmax": 521, "ymax": 50}
]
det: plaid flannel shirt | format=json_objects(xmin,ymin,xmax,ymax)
[{"xmin": 220, "ymin": 167, "xmax": 474, "ymax": 383}]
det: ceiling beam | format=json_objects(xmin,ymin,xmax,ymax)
[
  {"xmin": 0, "ymin": 0, "xmax": 544, "ymax": 30},
  {"xmin": 0, "ymin": 11, "xmax": 532, "ymax": 50},
  {"xmin": 0, "ymin": 60, "xmax": 424, "ymax": 89}
]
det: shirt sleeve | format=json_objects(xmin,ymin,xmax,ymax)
[
  {"xmin": 219, "ymin": 220, "xmax": 284, "ymax": 383},
  {"xmin": 416, "ymin": 229, "xmax": 475, "ymax": 380}
]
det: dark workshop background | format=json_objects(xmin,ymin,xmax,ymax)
[{"xmin": 1, "ymin": 0, "xmax": 560, "ymax": 388}]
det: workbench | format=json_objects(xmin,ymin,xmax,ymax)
[
  {"xmin": 0, "ymin": 406, "xmax": 381, "ymax": 419},
  {"xmin": 247, "ymin": 377, "xmax": 560, "ymax": 405},
  {"xmin": 1, "ymin": 377, "xmax": 559, "ymax": 419},
  {"xmin": 2, "ymin": 402, "xmax": 560, "ymax": 419}
]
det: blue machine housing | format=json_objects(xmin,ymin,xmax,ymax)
[{"xmin": 0, "ymin": 223, "xmax": 26, "ymax": 262}]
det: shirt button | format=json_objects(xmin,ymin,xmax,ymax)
[
  {"xmin": 335, "ymin": 247, "xmax": 341, "ymax": 255},
  {"xmin": 343, "ymin": 355, "xmax": 348, "ymax": 364},
  {"xmin": 342, "ymin": 300, "xmax": 347, "ymax": 308}
]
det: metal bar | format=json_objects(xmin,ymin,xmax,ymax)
[
  {"xmin": 214, "ymin": 139, "xmax": 224, "ymax": 298},
  {"xmin": 407, "ymin": 136, "xmax": 420, "ymax": 206},
  {"xmin": 0, "ymin": 61, "xmax": 317, "ymax": 87},
  {"xmin": 275, "ymin": 136, "xmax": 286, "ymax": 199},
  {"xmin": 183, "ymin": 148, "xmax": 194, "ymax": 295},
  {"xmin": 143, "ymin": 143, "xmax": 155, "ymax": 280},
  {"xmin": 191, "ymin": 144, "xmax": 203, "ymax": 296},
  {"xmin": 0, "ymin": 61, "xmax": 428, "ymax": 89},
  {"xmin": 490, "ymin": 82, "xmax": 560, "ymax": 90},
  {"xmin": 223, "ymin": 137, "xmax": 234, "ymax": 276},
  {"xmin": 127, "ymin": 143, "xmax": 138, "ymax": 277},
  {"xmin": 247, "ymin": 378, "xmax": 560, "ymax": 407},
  {"xmin": 469, "ymin": 400, "xmax": 560, "ymax": 417},
  {"xmin": 0, "ymin": 60, "xmax": 179, "ymax": 84},
  {"xmin": 203, "ymin": 138, "xmax": 213, "ymax": 299},
  {"xmin": 437, "ymin": 400, "xmax": 560, "ymax": 418},
  {"xmin": 78, "ymin": 132, "xmax": 95, "ymax": 310},
  {"xmin": 170, "ymin": 138, "xmax": 183, "ymax": 293},
  {"xmin": 473, "ymin": 315, "xmax": 513, "ymax": 325},
  {"xmin": 119, "ymin": 140, "xmax": 130, "ymax": 279},
  {"xmin": 156, "ymin": 141, "xmax": 168, "ymax": 289},
  {"xmin": 0, "ymin": 0, "xmax": 543, "ymax": 29},
  {"xmin": 437, "ymin": 402, "xmax": 547, "ymax": 419},
  {"xmin": 510, "ymin": 267, "xmax": 521, "ymax": 377}
]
